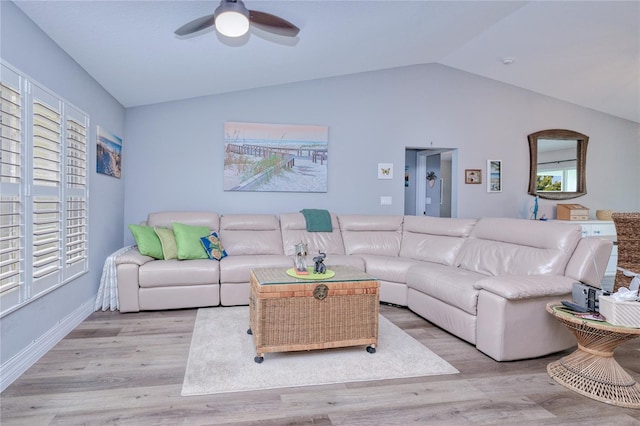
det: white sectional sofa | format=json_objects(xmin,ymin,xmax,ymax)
[{"xmin": 115, "ymin": 211, "xmax": 612, "ymax": 361}]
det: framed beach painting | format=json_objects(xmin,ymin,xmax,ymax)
[
  {"xmin": 96, "ymin": 126, "xmax": 122, "ymax": 178},
  {"xmin": 223, "ymin": 122, "xmax": 328, "ymax": 192},
  {"xmin": 487, "ymin": 160, "xmax": 502, "ymax": 192}
]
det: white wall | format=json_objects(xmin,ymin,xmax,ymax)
[
  {"xmin": 124, "ymin": 63, "xmax": 639, "ymax": 241},
  {"xmin": 0, "ymin": 2, "xmax": 126, "ymax": 367}
]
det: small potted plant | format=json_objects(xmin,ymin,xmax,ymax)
[{"xmin": 427, "ymin": 171, "xmax": 437, "ymax": 188}]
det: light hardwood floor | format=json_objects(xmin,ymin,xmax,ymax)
[{"xmin": 1, "ymin": 304, "xmax": 639, "ymax": 425}]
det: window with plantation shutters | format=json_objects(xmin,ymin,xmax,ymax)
[
  {"xmin": 1, "ymin": 82, "xmax": 21, "ymax": 184},
  {"xmin": 30, "ymin": 90, "xmax": 63, "ymax": 292},
  {"xmin": 32, "ymin": 196, "xmax": 61, "ymax": 280},
  {"xmin": 33, "ymin": 100, "xmax": 61, "ymax": 187},
  {"xmin": 65, "ymin": 112, "xmax": 88, "ymax": 273},
  {"xmin": 0, "ymin": 198, "xmax": 21, "ymax": 295},
  {"xmin": 31, "ymin": 95, "xmax": 62, "ymax": 281},
  {"xmin": 1, "ymin": 61, "xmax": 90, "ymax": 316},
  {"xmin": 0, "ymin": 65, "xmax": 23, "ymax": 309}
]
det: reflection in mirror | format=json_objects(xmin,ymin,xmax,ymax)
[
  {"xmin": 528, "ymin": 129, "xmax": 588, "ymax": 200},
  {"xmin": 537, "ymin": 139, "xmax": 577, "ymax": 192}
]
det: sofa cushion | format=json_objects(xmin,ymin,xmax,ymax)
[
  {"xmin": 220, "ymin": 214, "xmax": 284, "ymax": 255},
  {"xmin": 407, "ymin": 263, "xmax": 486, "ymax": 315},
  {"xmin": 356, "ymin": 254, "xmax": 423, "ymax": 284},
  {"xmin": 220, "ymin": 255, "xmax": 293, "ymax": 283},
  {"xmin": 280, "ymin": 212, "xmax": 346, "ymax": 256},
  {"xmin": 139, "ymin": 259, "xmax": 219, "ymax": 288},
  {"xmin": 339, "ymin": 214, "xmax": 404, "ymax": 257},
  {"xmin": 154, "ymin": 227, "xmax": 178, "ymax": 260},
  {"xmin": 173, "ymin": 222, "xmax": 210, "ymax": 260},
  {"xmin": 147, "ymin": 211, "xmax": 219, "ymax": 230},
  {"xmin": 400, "ymin": 216, "xmax": 476, "ymax": 266},
  {"xmin": 128, "ymin": 224, "xmax": 164, "ymax": 259},
  {"xmin": 474, "ymin": 274, "xmax": 575, "ymax": 300},
  {"xmin": 456, "ymin": 218, "xmax": 582, "ymax": 276}
]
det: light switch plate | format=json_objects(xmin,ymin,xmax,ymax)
[{"xmin": 380, "ymin": 196, "xmax": 392, "ymax": 205}]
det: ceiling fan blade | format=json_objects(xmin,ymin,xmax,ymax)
[
  {"xmin": 249, "ymin": 10, "xmax": 299, "ymax": 37},
  {"xmin": 174, "ymin": 13, "xmax": 216, "ymax": 36}
]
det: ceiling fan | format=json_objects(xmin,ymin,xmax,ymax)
[{"xmin": 175, "ymin": 0, "xmax": 300, "ymax": 39}]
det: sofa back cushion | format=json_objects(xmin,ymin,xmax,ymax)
[
  {"xmin": 147, "ymin": 211, "xmax": 219, "ymax": 231},
  {"xmin": 219, "ymin": 214, "xmax": 284, "ymax": 255},
  {"xmin": 280, "ymin": 212, "xmax": 345, "ymax": 255},
  {"xmin": 339, "ymin": 215, "xmax": 404, "ymax": 257},
  {"xmin": 455, "ymin": 218, "xmax": 582, "ymax": 276},
  {"xmin": 400, "ymin": 216, "xmax": 477, "ymax": 266}
]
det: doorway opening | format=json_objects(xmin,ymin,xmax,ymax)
[{"xmin": 404, "ymin": 148, "xmax": 458, "ymax": 217}]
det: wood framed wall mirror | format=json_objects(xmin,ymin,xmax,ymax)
[{"xmin": 528, "ymin": 129, "xmax": 589, "ymax": 200}]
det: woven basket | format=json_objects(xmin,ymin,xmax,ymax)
[
  {"xmin": 599, "ymin": 295, "xmax": 640, "ymax": 328},
  {"xmin": 596, "ymin": 209, "xmax": 614, "ymax": 220},
  {"xmin": 612, "ymin": 212, "xmax": 640, "ymax": 292}
]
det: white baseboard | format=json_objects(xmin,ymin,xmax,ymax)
[{"xmin": 0, "ymin": 297, "xmax": 95, "ymax": 393}]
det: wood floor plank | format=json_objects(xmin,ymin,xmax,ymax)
[
  {"xmin": 2, "ymin": 304, "xmax": 639, "ymax": 425},
  {"xmin": 328, "ymin": 396, "xmax": 556, "ymax": 425}
]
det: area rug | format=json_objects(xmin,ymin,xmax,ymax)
[{"xmin": 181, "ymin": 307, "xmax": 458, "ymax": 396}]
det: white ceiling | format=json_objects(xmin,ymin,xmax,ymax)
[{"xmin": 13, "ymin": 0, "xmax": 640, "ymax": 123}]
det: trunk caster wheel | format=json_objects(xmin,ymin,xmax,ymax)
[
  {"xmin": 247, "ymin": 328, "xmax": 252, "ymax": 335},
  {"xmin": 254, "ymin": 356, "xmax": 264, "ymax": 363},
  {"xmin": 366, "ymin": 346, "xmax": 376, "ymax": 354}
]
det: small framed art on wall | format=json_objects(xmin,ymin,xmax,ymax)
[
  {"xmin": 487, "ymin": 160, "xmax": 502, "ymax": 192},
  {"xmin": 465, "ymin": 169, "xmax": 482, "ymax": 184}
]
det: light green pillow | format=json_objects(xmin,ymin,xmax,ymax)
[
  {"xmin": 128, "ymin": 224, "xmax": 164, "ymax": 259},
  {"xmin": 154, "ymin": 227, "xmax": 178, "ymax": 260},
  {"xmin": 173, "ymin": 222, "xmax": 210, "ymax": 260}
]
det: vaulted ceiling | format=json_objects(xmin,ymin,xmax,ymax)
[{"xmin": 13, "ymin": 1, "xmax": 640, "ymax": 123}]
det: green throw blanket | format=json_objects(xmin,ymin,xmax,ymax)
[{"xmin": 300, "ymin": 209, "xmax": 333, "ymax": 232}]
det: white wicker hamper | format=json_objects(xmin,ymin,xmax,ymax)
[{"xmin": 599, "ymin": 295, "xmax": 640, "ymax": 328}]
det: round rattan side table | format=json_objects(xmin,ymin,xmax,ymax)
[{"xmin": 546, "ymin": 303, "xmax": 640, "ymax": 409}]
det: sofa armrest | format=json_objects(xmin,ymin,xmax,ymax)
[
  {"xmin": 565, "ymin": 238, "xmax": 613, "ymax": 288},
  {"xmin": 473, "ymin": 275, "xmax": 575, "ymax": 300},
  {"xmin": 116, "ymin": 248, "xmax": 152, "ymax": 313},
  {"xmin": 116, "ymin": 248, "xmax": 154, "ymax": 266}
]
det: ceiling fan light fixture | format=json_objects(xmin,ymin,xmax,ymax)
[{"xmin": 214, "ymin": 1, "xmax": 250, "ymax": 38}]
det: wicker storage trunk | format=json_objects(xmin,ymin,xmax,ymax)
[{"xmin": 249, "ymin": 266, "xmax": 379, "ymax": 362}]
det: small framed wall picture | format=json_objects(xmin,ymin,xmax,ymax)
[
  {"xmin": 487, "ymin": 160, "xmax": 502, "ymax": 193},
  {"xmin": 378, "ymin": 163, "xmax": 393, "ymax": 179},
  {"xmin": 465, "ymin": 169, "xmax": 482, "ymax": 184}
]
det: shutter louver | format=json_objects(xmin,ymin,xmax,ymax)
[
  {"xmin": 65, "ymin": 114, "xmax": 88, "ymax": 269},
  {"xmin": 0, "ymin": 76, "xmax": 23, "ymax": 298},
  {"xmin": 0, "ymin": 197, "xmax": 21, "ymax": 294},
  {"xmin": 32, "ymin": 197, "xmax": 61, "ymax": 280},
  {"xmin": 32, "ymin": 97, "xmax": 61, "ymax": 282},
  {"xmin": 33, "ymin": 101, "xmax": 61, "ymax": 187},
  {"xmin": 1, "ymin": 82, "xmax": 21, "ymax": 184}
]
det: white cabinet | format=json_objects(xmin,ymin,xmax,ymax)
[{"xmin": 570, "ymin": 220, "xmax": 617, "ymax": 287}]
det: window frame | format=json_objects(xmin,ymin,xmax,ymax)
[{"xmin": 0, "ymin": 61, "xmax": 90, "ymax": 318}]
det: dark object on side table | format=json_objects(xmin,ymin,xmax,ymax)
[{"xmin": 313, "ymin": 252, "xmax": 326, "ymax": 274}]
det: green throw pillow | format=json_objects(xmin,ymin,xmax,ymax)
[
  {"xmin": 173, "ymin": 222, "xmax": 210, "ymax": 260},
  {"xmin": 154, "ymin": 227, "xmax": 178, "ymax": 260},
  {"xmin": 128, "ymin": 224, "xmax": 164, "ymax": 259}
]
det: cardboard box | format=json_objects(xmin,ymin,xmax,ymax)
[{"xmin": 557, "ymin": 203, "xmax": 589, "ymax": 221}]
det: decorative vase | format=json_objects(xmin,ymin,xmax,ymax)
[{"xmin": 428, "ymin": 179, "xmax": 436, "ymax": 188}]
